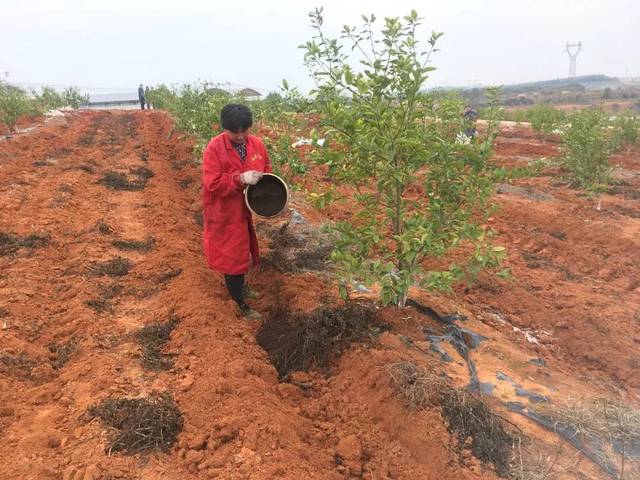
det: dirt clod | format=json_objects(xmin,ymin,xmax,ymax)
[{"xmin": 336, "ymin": 434, "xmax": 362, "ymax": 462}]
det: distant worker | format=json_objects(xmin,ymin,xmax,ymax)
[
  {"xmin": 463, "ymin": 105, "xmax": 478, "ymax": 139},
  {"xmin": 138, "ymin": 84, "xmax": 145, "ymax": 110},
  {"xmin": 145, "ymin": 86, "xmax": 151, "ymax": 110},
  {"xmin": 202, "ymin": 104, "xmax": 272, "ymax": 320}
]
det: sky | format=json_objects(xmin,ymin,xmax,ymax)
[{"xmin": 2, "ymin": 0, "xmax": 638, "ymax": 94}]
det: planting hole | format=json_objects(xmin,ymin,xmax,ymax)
[{"xmin": 256, "ymin": 303, "xmax": 383, "ymax": 379}]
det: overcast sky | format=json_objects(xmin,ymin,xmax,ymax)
[{"xmin": 2, "ymin": 0, "xmax": 638, "ymax": 94}]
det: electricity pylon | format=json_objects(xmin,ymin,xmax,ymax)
[{"xmin": 566, "ymin": 42, "xmax": 582, "ymax": 78}]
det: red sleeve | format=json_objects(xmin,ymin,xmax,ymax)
[{"xmin": 202, "ymin": 143, "xmax": 243, "ymax": 196}]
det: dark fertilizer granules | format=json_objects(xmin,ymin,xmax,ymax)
[
  {"xmin": 246, "ymin": 175, "xmax": 287, "ymax": 217},
  {"xmin": 0, "ymin": 352, "xmax": 36, "ymax": 380},
  {"xmin": 63, "ymin": 164, "xmax": 95, "ymax": 174},
  {"xmin": 193, "ymin": 211, "xmax": 203, "ymax": 227},
  {"xmin": 134, "ymin": 314, "xmax": 179, "ymax": 371},
  {"xmin": 96, "ymin": 221, "xmax": 114, "ymax": 235},
  {"xmin": 157, "ymin": 268, "xmax": 182, "ymax": 284},
  {"xmin": 48, "ymin": 338, "xmax": 78, "ymax": 369},
  {"xmin": 256, "ymin": 303, "xmax": 384, "ymax": 379},
  {"xmin": 0, "ymin": 232, "xmax": 50, "ymax": 256},
  {"xmin": 99, "ymin": 171, "xmax": 145, "ymax": 191},
  {"xmin": 179, "ymin": 177, "xmax": 193, "ymax": 189},
  {"xmin": 99, "ymin": 166, "xmax": 154, "ymax": 192},
  {"xmin": 85, "ymin": 282, "xmax": 123, "ymax": 313},
  {"xmin": 264, "ymin": 223, "xmax": 333, "ymax": 273},
  {"xmin": 441, "ymin": 389, "xmax": 513, "ymax": 477},
  {"xmin": 88, "ymin": 392, "xmax": 183, "ymax": 455},
  {"xmin": 112, "ymin": 237, "xmax": 155, "ymax": 252},
  {"xmin": 129, "ymin": 166, "xmax": 154, "ymax": 180},
  {"xmin": 85, "ymin": 298, "xmax": 113, "ymax": 313},
  {"xmin": 88, "ymin": 257, "xmax": 132, "ymax": 277}
]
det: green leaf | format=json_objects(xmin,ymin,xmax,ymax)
[{"xmin": 339, "ymin": 283, "xmax": 349, "ymax": 301}]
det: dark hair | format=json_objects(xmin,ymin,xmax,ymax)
[{"xmin": 220, "ymin": 104, "xmax": 253, "ymax": 132}]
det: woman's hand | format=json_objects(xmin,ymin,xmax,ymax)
[{"xmin": 239, "ymin": 170, "xmax": 263, "ymax": 185}]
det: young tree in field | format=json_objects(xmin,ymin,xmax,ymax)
[
  {"xmin": 62, "ymin": 87, "xmax": 89, "ymax": 109},
  {"xmin": 527, "ymin": 104, "xmax": 566, "ymax": 139},
  {"xmin": 301, "ymin": 9, "xmax": 505, "ymax": 306},
  {"xmin": 561, "ymin": 108, "xmax": 613, "ymax": 191},
  {"xmin": 36, "ymin": 86, "xmax": 64, "ymax": 111},
  {"xmin": 612, "ymin": 113, "xmax": 640, "ymax": 154},
  {"xmin": 0, "ymin": 81, "xmax": 40, "ymax": 132}
]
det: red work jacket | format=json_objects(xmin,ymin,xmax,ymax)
[{"xmin": 202, "ymin": 132, "xmax": 272, "ymax": 275}]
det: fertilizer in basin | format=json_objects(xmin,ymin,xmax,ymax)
[{"xmin": 245, "ymin": 174, "xmax": 288, "ymax": 218}]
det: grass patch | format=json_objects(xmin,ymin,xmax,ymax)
[
  {"xmin": 441, "ymin": 389, "xmax": 513, "ymax": 477},
  {"xmin": 387, "ymin": 360, "xmax": 513, "ymax": 476},
  {"xmin": 88, "ymin": 392, "xmax": 183, "ymax": 455},
  {"xmin": 88, "ymin": 257, "xmax": 132, "ymax": 277},
  {"xmin": 135, "ymin": 314, "xmax": 179, "ymax": 371},
  {"xmin": 256, "ymin": 303, "xmax": 381, "ymax": 379},
  {"xmin": 387, "ymin": 361, "xmax": 445, "ymax": 410},
  {"xmin": 0, "ymin": 232, "xmax": 49, "ymax": 256},
  {"xmin": 532, "ymin": 398, "xmax": 640, "ymax": 476},
  {"xmin": 112, "ymin": 237, "xmax": 155, "ymax": 253}
]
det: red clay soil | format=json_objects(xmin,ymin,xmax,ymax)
[
  {"xmin": 0, "ymin": 114, "xmax": 45, "ymax": 135},
  {"xmin": 0, "ymin": 111, "xmax": 502, "ymax": 480}
]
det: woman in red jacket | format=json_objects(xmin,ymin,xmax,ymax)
[{"xmin": 202, "ymin": 104, "xmax": 271, "ymax": 320}]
